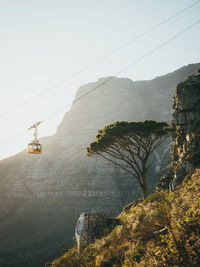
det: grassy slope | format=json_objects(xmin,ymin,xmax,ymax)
[{"xmin": 48, "ymin": 169, "xmax": 200, "ymax": 267}]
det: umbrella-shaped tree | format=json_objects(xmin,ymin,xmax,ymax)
[{"xmin": 87, "ymin": 120, "xmax": 171, "ymax": 199}]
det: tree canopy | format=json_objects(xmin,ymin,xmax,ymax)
[{"xmin": 87, "ymin": 120, "xmax": 171, "ymax": 199}]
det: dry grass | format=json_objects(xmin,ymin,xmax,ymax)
[{"xmin": 49, "ymin": 169, "xmax": 200, "ymax": 267}]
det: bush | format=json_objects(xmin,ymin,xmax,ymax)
[
  {"xmin": 130, "ymin": 245, "xmax": 145, "ymax": 263},
  {"xmin": 144, "ymin": 191, "xmax": 167, "ymax": 204},
  {"xmin": 183, "ymin": 173, "xmax": 192, "ymax": 186}
]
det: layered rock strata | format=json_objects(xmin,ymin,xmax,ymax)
[{"xmin": 158, "ymin": 70, "xmax": 200, "ymax": 190}]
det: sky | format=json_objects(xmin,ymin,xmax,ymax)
[{"xmin": 0, "ymin": 0, "xmax": 200, "ymax": 160}]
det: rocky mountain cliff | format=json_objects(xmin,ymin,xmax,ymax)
[
  {"xmin": 0, "ymin": 63, "xmax": 199, "ymax": 267},
  {"xmin": 158, "ymin": 69, "xmax": 200, "ymax": 190}
]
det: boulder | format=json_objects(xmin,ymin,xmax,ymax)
[{"xmin": 75, "ymin": 212, "xmax": 119, "ymax": 253}]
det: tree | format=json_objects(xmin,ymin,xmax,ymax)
[{"xmin": 87, "ymin": 120, "xmax": 171, "ymax": 199}]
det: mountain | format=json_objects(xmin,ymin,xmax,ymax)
[
  {"xmin": 0, "ymin": 63, "xmax": 199, "ymax": 267},
  {"xmin": 49, "ymin": 70, "xmax": 200, "ymax": 267}
]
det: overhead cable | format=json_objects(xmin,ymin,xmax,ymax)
[
  {"xmin": 1, "ymin": 17, "xmax": 200, "ymax": 148},
  {"xmin": 0, "ymin": 0, "xmax": 199, "ymax": 120},
  {"xmin": 73, "ymin": 18, "xmax": 200, "ymax": 103}
]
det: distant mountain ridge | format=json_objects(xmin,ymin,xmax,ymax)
[{"xmin": 0, "ymin": 63, "xmax": 199, "ymax": 267}]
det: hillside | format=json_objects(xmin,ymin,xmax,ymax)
[
  {"xmin": 0, "ymin": 63, "xmax": 199, "ymax": 267},
  {"xmin": 49, "ymin": 169, "xmax": 200, "ymax": 267}
]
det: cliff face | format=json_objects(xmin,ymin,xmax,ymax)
[
  {"xmin": 172, "ymin": 72, "xmax": 200, "ymax": 156},
  {"xmin": 0, "ymin": 63, "xmax": 199, "ymax": 267},
  {"xmin": 158, "ymin": 70, "xmax": 200, "ymax": 190}
]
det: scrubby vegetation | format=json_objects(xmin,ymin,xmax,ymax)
[{"xmin": 48, "ymin": 169, "xmax": 200, "ymax": 267}]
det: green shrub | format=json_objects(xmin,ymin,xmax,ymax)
[
  {"xmin": 183, "ymin": 173, "xmax": 193, "ymax": 186},
  {"xmin": 123, "ymin": 199, "xmax": 142, "ymax": 213},
  {"xmin": 130, "ymin": 245, "xmax": 145, "ymax": 263},
  {"xmin": 144, "ymin": 191, "xmax": 167, "ymax": 204}
]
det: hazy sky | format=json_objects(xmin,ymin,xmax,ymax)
[{"xmin": 0, "ymin": 0, "xmax": 200, "ymax": 160}]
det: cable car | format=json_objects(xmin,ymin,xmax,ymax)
[{"xmin": 27, "ymin": 121, "xmax": 43, "ymax": 154}]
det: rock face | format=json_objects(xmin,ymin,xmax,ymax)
[
  {"xmin": 0, "ymin": 63, "xmax": 199, "ymax": 267},
  {"xmin": 75, "ymin": 212, "xmax": 108, "ymax": 253},
  {"xmin": 75, "ymin": 212, "xmax": 119, "ymax": 253},
  {"xmin": 172, "ymin": 73, "xmax": 200, "ymax": 133},
  {"xmin": 158, "ymin": 70, "xmax": 200, "ymax": 190}
]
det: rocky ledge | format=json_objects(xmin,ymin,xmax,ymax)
[{"xmin": 158, "ymin": 70, "xmax": 200, "ymax": 189}]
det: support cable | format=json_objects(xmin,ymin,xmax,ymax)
[
  {"xmin": 0, "ymin": 0, "xmax": 199, "ymax": 120},
  {"xmin": 1, "ymin": 18, "xmax": 200, "ymax": 148}
]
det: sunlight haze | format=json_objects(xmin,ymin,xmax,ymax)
[{"xmin": 0, "ymin": 0, "xmax": 200, "ymax": 160}]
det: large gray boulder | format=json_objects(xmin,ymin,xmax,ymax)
[{"xmin": 75, "ymin": 212, "xmax": 107, "ymax": 252}]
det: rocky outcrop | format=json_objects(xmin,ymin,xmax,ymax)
[
  {"xmin": 75, "ymin": 212, "xmax": 119, "ymax": 253},
  {"xmin": 76, "ymin": 212, "xmax": 105, "ymax": 252},
  {"xmin": 158, "ymin": 70, "xmax": 200, "ymax": 190},
  {"xmin": 0, "ymin": 63, "xmax": 199, "ymax": 267}
]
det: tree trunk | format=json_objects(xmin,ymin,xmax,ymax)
[
  {"xmin": 140, "ymin": 181, "xmax": 147, "ymax": 200},
  {"xmin": 140, "ymin": 165, "xmax": 147, "ymax": 200}
]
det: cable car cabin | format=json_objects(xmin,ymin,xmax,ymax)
[
  {"xmin": 27, "ymin": 121, "xmax": 43, "ymax": 154},
  {"xmin": 27, "ymin": 142, "xmax": 42, "ymax": 154}
]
